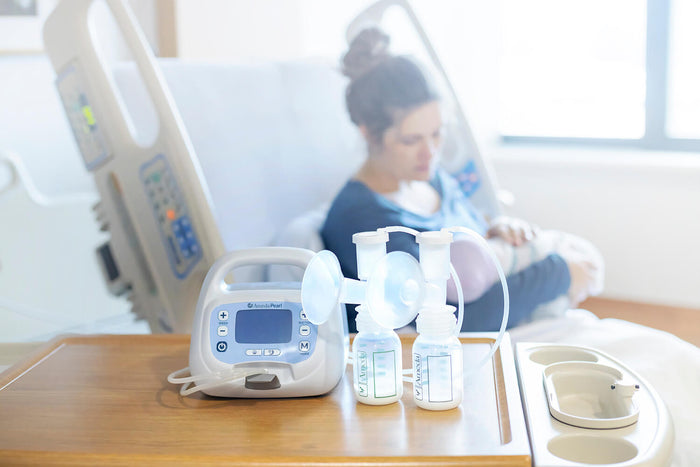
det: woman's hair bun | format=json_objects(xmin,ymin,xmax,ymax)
[{"xmin": 341, "ymin": 27, "xmax": 391, "ymax": 81}]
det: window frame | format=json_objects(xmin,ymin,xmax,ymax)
[{"xmin": 501, "ymin": 0, "xmax": 700, "ymax": 152}]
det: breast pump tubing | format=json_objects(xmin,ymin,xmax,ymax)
[{"xmin": 379, "ymin": 225, "xmax": 510, "ymax": 374}]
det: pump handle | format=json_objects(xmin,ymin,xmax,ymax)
[{"xmin": 202, "ymin": 247, "xmax": 315, "ymax": 300}]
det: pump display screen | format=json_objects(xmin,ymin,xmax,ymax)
[{"xmin": 235, "ymin": 309, "xmax": 292, "ymax": 344}]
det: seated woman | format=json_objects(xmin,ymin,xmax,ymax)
[{"xmin": 321, "ymin": 27, "xmax": 603, "ymax": 332}]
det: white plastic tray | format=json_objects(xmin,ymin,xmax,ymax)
[{"xmin": 516, "ymin": 343, "xmax": 674, "ymax": 466}]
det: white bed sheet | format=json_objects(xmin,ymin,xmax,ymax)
[{"xmin": 510, "ymin": 309, "xmax": 700, "ymax": 467}]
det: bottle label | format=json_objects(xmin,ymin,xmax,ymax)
[
  {"xmin": 357, "ymin": 351, "xmax": 368, "ymax": 397},
  {"xmin": 428, "ymin": 355, "xmax": 453, "ymax": 402},
  {"xmin": 413, "ymin": 352, "xmax": 423, "ymax": 401},
  {"xmin": 414, "ymin": 353, "xmax": 454, "ymax": 403},
  {"xmin": 372, "ymin": 350, "xmax": 397, "ymax": 398}
]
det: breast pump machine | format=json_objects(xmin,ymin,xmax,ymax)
[
  {"xmin": 300, "ymin": 225, "xmax": 509, "ymax": 410},
  {"xmin": 169, "ymin": 225, "xmax": 508, "ymax": 407},
  {"xmin": 168, "ymin": 247, "xmax": 348, "ymax": 398}
]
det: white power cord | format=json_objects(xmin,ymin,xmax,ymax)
[{"xmin": 167, "ymin": 367, "xmax": 268, "ymax": 397}]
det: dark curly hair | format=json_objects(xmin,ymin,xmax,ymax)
[{"xmin": 342, "ymin": 27, "xmax": 439, "ymax": 143}]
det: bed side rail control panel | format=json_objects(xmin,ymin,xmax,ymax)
[{"xmin": 140, "ymin": 154, "xmax": 203, "ymax": 279}]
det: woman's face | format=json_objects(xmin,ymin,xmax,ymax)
[{"xmin": 376, "ymin": 100, "xmax": 444, "ymax": 182}]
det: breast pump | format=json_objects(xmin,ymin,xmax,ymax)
[{"xmin": 301, "ymin": 225, "xmax": 510, "ymax": 411}]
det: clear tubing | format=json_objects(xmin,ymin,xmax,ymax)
[
  {"xmin": 450, "ymin": 262, "xmax": 465, "ymax": 336},
  {"xmin": 444, "ymin": 226, "xmax": 510, "ymax": 374},
  {"xmin": 379, "ymin": 225, "xmax": 420, "ymax": 237}
]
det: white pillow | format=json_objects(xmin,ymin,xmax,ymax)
[{"xmin": 266, "ymin": 203, "xmax": 329, "ymax": 282}]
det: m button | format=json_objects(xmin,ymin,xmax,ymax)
[{"xmin": 298, "ymin": 341, "xmax": 310, "ymax": 353}]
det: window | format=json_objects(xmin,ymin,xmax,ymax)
[
  {"xmin": 667, "ymin": 0, "xmax": 700, "ymax": 139},
  {"xmin": 499, "ymin": 0, "xmax": 700, "ymax": 151}
]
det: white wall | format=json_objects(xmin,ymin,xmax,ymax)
[
  {"xmin": 167, "ymin": 0, "xmax": 499, "ymax": 150},
  {"xmin": 417, "ymin": 0, "xmax": 699, "ymax": 309},
  {"xmin": 174, "ymin": 0, "xmax": 305, "ymax": 61},
  {"xmin": 173, "ymin": 0, "xmax": 389, "ymax": 62},
  {"xmin": 490, "ymin": 146, "xmax": 700, "ymax": 308},
  {"xmin": 411, "ymin": 0, "xmax": 501, "ymax": 149},
  {"xmin": 167, "ymin": 0, "xmax": 700, "ymax": 309}
]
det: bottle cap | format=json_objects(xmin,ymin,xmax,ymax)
[
  {"xmin": 416, "ymin": 230, "xmax": 453, "ymax": 245},
  {"xmin": 353, "ymin": 230, "xmax": 389, "ymax": 245}
]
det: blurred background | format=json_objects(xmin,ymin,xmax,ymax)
[{"xmin": 1, "ymin": 0, "xmax": 698, "ymax": 346}]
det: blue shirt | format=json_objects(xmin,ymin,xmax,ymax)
[{"xmin": 320, "ymin": 168, "xmax": 571, "ymax": 332}]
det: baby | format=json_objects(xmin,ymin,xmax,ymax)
[{"xmin": 447, "ymin": 222, "xmax": 605, "ymax": 319}]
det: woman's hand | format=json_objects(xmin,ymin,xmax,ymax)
[
  {"xmin": 558, "ymin": 236, "xmax": 604, "ymax": 307},
  {"xmin": 487, "ymin": 216, "xmax": 539, "ymax": 247},
  {"xmin": 564, "ymin": 256, "xmax": 598, "ymax": 308}
]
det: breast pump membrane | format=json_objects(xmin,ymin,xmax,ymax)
[{"xmin": 302, "ymin": 249, "xmax": 426, "ymax": 329}]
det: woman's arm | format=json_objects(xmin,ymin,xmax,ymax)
[{"xmin": 457, "ymin": 253, "xmax": 571, "ymax": 332}]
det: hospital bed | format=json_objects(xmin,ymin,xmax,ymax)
[
  {"xmin": 0, "ymin": 0, "xmax": 698, "ymax": 464},
  {"xmin": 40, "ymin": 0, "xmax": 502, "ymax": 334}
]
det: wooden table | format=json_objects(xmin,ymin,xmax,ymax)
[{"xmin": 0, "ymin": 333, "xmax": 531, "ymax": 466}]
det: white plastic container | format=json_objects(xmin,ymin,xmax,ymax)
[
  {"xmin": 352, "ymin": 305, "xmax": 403, "ymax": 405},
  {"xmin": 515, "ymin": 343, "xmax": 674, "ymax": 466},
  {"xmin": 352, "ymin": 230, "xmax": 389, "ymax": 281},
  {"xmin": 412, "ymin": 307, "xmax": 463, "ymax": 410}
]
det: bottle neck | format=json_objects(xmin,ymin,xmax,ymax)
[
  {"xmin": 415, "ymin": 306, "xmax": 457, "ymax": 338},
  {"xmin": 355, "ymin": 305, "xmax": 394, "ymax": 334}
]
